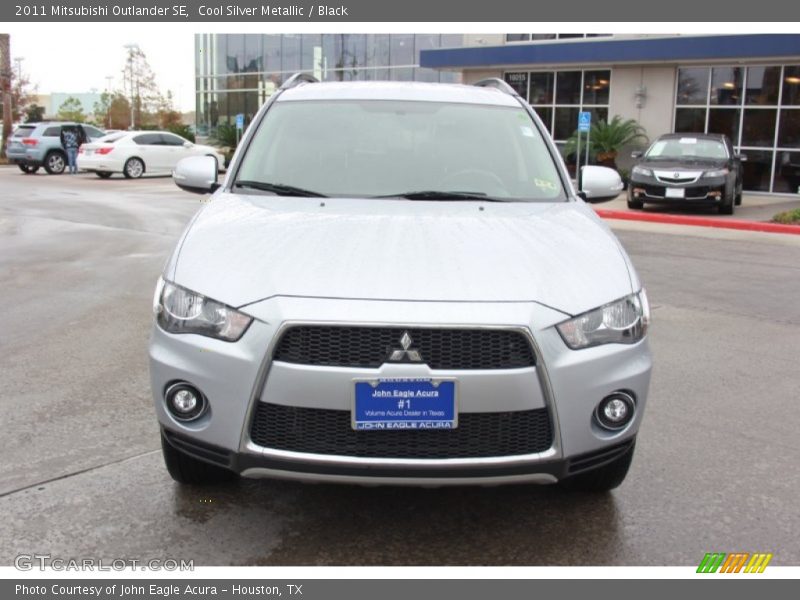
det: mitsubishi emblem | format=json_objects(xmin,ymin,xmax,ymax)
[{"xmin": 389, "ymin": 331, "xmax": 423, "ymax": 362}]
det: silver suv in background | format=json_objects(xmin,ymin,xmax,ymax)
[{"xmin": 6, "ymin": 122, "xmax": 106, "ymax": 174}]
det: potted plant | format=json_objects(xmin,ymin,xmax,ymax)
[{"xmin": 564, "ymin": 116, "xmax": 648, "ymax": 171}]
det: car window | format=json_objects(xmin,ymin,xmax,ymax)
[
  {"xmin": 84, "ymin": 126, "xmax": 104, "ymax": 138},
  {"xmin": 43, "ymin": 126, "xmax": 61, "ymax": 137},
  {"xmin": 161, "ymin": 133, "xmax": 187, "ymax": 146},
  {"xmin": 646, "ymin": 137, "xmax": 728, "ymax": 160},
  {"xmin": 12, "ymin": 126, "xmax": 36, "ymax": 138},
  {"xmin": 133, "ymin": 133, "xmax": 162, "ymax": 145},
  {"xmin": 236, "ymin": 100, "xmax": 566, "ymax": 201}
]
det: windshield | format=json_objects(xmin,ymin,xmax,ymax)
[
  {"xmin": 235, "ymin": 99, "xmax": 566, "ymax": 201},
  {"xmin": 646, "ymin": 137, "xmax": 728, "ymax": 160}
]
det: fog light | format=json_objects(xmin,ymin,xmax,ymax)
[
  {"xmin": 596, "ymin": 392, "xmax": 635, "ymax": 430},
  {"xmin": 165, "ymin": 383, "xmax": 206, "ymax": 421}
]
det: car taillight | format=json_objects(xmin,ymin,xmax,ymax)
[
  {"xmin": 96, "ymin": 147, "xmax": 113, "ymax": 155},
  {"xmin": 22, "ymin": 138, "xmax": 38, "ymax": 146}
]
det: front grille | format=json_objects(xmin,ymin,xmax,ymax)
[
  {"xmin": 642, "ymin": 184, "xmax": 665, "ymax": 198},
  {"xmin": 273, "ymin": 326, "xmax": 536, "ymax": 370},
  {"xmin": 250, "ymin": 402, "xmax": 553, "ymax": 458}
]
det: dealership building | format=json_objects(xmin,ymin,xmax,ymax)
[{"xmin": 195, "ymin": 33, "xmax": 800, "ymax": 195}]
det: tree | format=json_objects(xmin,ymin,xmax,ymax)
[
  {"xmin": 24, "ymin": 103, "xmax": 44, "ymax": 123},
  {"xmin": 57, "ymin": 96, "xmax": 86, "ymax": 122},
  {"xmin": 93, "ymin": 91, "xmax": 132, "ymax": 130},
  {"xmin": 564, "ymin": 116, "xmax": 648, "ymax": 169},
  {"xmin": 155, "ymin": 90, "xmax": 182, "ymax": 128},
  {"xmin": 122, "ymin": 45, "xmax": 164, "ymax": 128}
]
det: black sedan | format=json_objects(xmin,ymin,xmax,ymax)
[{"xmin": 627, "ymin": 133, "xmax": 746, "ymax": 215}]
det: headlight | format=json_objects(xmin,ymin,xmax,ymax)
[
  {"xmin": 154, "ymin": 277, "xmax": 253, "ymax": 342},
  {"xmin": 556, "ymin": 290, "xmax": 650, "ymax": 350},
  {"xmin": 631, "ymin": 166, "xmax": 653, "ymax": 177},
  {"xmin": 703, "ymin": 168, "xmax": 729, "ymax": 178}
]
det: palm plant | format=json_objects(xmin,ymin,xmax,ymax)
[{"xmin": 563, "ymin": 116, "xmax": 648, "ymax": 169}]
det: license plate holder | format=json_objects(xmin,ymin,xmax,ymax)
[
  {"xmin": 666, "ymin": 187, "xmax": 685, "ymax": 198},
  {"xmin": 352, "ymin": 378, "xmax": 457, "ymax": 431}
]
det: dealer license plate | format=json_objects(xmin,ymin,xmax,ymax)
[
  {"xmin": 666, "ymin": 187, "xmax": 685, "ymax": 198},
  {"xmin": 353, "ymin": 379, "xmax": 457, "ymax": 430}
]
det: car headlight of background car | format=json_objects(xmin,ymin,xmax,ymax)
[
  {"xmin": 153, "ymin": 277, "xmax": 253, "ymax": 341},
  {"xmin": 631, "ymin": 166, "xmax": 653, "ymax": 177},
  {"xmin": 556, "ymin": 290, "xmax": 650, "ymax": 350},
  {"xmin": 703, "ymin": 168, "xmax": 729, "ymax": 178}
]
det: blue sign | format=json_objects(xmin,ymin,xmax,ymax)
[
  {"xmin": 353, "ymin": 379, "xmax": 456, "ymax": 430},
  {"xmin": 235, "ymin": 113, "xmax": 244, "ymax": 130},
  {"xmin": 578, "ymin": 111, "xmax": 592, "ymax": 132}
]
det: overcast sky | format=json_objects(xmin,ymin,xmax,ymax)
[{"xmin": 6, "ymin": 26, "xmax": 196, "ymax": 112}]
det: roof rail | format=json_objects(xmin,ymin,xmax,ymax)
[
  {"xmin": 280, "ymin": 73, "xmax": 320, "ymax": 90},
  {"xmin": 473, "ymin": 78, "xmax": 519, "ymax": 96}
]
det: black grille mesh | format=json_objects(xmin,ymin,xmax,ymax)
[
  {"xmin": 250, "ymin": 402, "xmax": 553, "ymax": 459},
  {"xmin": 273, "ymin": 326, "xmax": 535, "ymax": 370}
]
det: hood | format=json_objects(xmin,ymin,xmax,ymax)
[{"xmin": 170, "ymin": 194, "xmax": 634, "ymax": 316}]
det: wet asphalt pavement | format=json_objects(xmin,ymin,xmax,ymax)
[{"xmin": 1, "ymin": 167, "xmax": 798, "ymax": 566}]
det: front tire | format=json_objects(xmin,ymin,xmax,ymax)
[
  {"xmin": 627, "ymin": 198, "xmax": 644, "ymax": 209},
  {"xmin": 559, "ymin": 443, "xmax": 635, "ymax": 493},
  {"xmin": 123, "ymin": 157, "xmax": 145, "ymax": 179},
  {"xmin": 719, "ymin": 190, "xmax": 735, "ymax": 215},
  {"xmin": 161, "ymin": 434, "xmax": 238, "ymax": 485},
  {"xmin": 43, "ymin": 151, "xmax": 67, "ymax": 175}
]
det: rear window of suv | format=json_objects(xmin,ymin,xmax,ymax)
[{"xmin": 13, "ymin": 126, "xmax": 36, "ymax": 138}]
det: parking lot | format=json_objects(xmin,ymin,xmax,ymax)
[{"xmin": 1, "ymin": 166, "xmax": 799, "ymax": 566}]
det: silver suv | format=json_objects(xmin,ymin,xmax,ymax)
[
  {"xmin": 6, "ymin": 122, "xmax": 106, "ymax": 174},
  {"xmin": 151, "ymin": 75, "xmax": 652, "ymax": 492}
]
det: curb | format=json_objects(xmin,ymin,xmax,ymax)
[{"xmin": 594, "ymin": 209, "xmax": 800, "ymax": 236}]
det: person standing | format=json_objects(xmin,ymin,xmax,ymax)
[{"xmin": 60, "ymin": 125, "xmax": 82, "ymax": 175}]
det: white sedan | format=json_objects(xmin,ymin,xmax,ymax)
[{"xmin": 77, "ymin": 131, "xmax": 226, "ymax": 179}]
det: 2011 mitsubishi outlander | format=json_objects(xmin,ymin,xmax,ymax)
[{"xmin": 150, "ymin": 74, "xmax": 652, "ymax": 492}]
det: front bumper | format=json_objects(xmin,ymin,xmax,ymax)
[
  {"xmin": 629, "ymin": 174, "xmax": 727, "ymax": 204},
  {"xmin": 149, "ymin": 296, "xmax": 652, "ymax": 485}
]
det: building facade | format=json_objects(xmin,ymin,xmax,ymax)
[
  {"xmin": 194, "ymin": 33, "xmax": 464, "ymax": 135},
  {"xmin": 194, "ymin": 34, "xmax": 800, "ymax": 195},
  {"xmin": 421, "ymin": 34, "xmax": 800, "ymax": 195}
]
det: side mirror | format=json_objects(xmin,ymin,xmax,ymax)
[
  {"xmin": 631, "ymin": 150, "xmax": 643, "ymax": 159},
  {"xmin": 737, "ymin": 153, "xmax": 748, "ymax": 162},
  {"xmin": 183, "ymin": 141, "xmax": 193, "ymax": 148},
  {"xmin": 579, "ymin": 165, "xmax": 624, "ymax": 202},
  {"xmin": 173, "ymin": 155, "xmax": 219, "ymax": 194}
]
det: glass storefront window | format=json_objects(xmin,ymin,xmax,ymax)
[
  {"xmin": 745, "ymin": 66, "xmax": 781, "ymax": 105},
  {"xmin": 782, "ymin": 66, "xmax": 800, "ymax": 105},
  {"xmin": 503, "ymin": 72, "xmax": 528, "ymax": 98},
  {"xmin": 529, "ymin": 72, "xmax": 554, "ymax": 105},
  {"xmin": 675, "ymin": 64, "xmax": 800, "ymax": 193},
  {"xmin": 675, "ymin": 108, "xmax": 706, "ymax": 132},
  {"xmin": 677, "ymin": 68, "xmax": 710, "ymax": 105},
  {"xmin": 710, "ymin": 67, "xmax": 743, "ymax": 105},
  {"xmin": 554, "ymin": 107, "xmax": 580, "ymax": 140},
  {"xmin": 741, "ymin": 150, "xmax": 774, "ymax": 192},
  {"xmin": 707, "ymin": 108, "xmax": 740, "ymax": 142},
  {"xmin": 555, "ymin": 71, "xmax": 582, "ymax": 105},
  {"xmin": 583, "ymin": 71, "xmax": 611, "ymax": 105},
  {"xmin": 778, "ymin": 109, "xmax": 800, "ymax": 148},
  {"xmin": 741, "ymin": 109, "xmax": 777, "ymax": 147},
  {"xmin": 773, "ymin": 151, "xmax": 800, "ymax": 193}
]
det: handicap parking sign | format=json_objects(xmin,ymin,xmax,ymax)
[
  {"xmin": 235, "ymin": 113, "xmax": 245, "ymax": 130},
  {"xmin": 578, "ymin": 111, "xmax": 592, "ymax": 132}
]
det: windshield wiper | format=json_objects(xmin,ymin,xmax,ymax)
[
  {"xmin": 373, "ymin": 190, "xmax": 506, "ymax": 202},
  {"xmin": 234, "ymin": 180, "xmax": 327, "ymax": 197}
]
